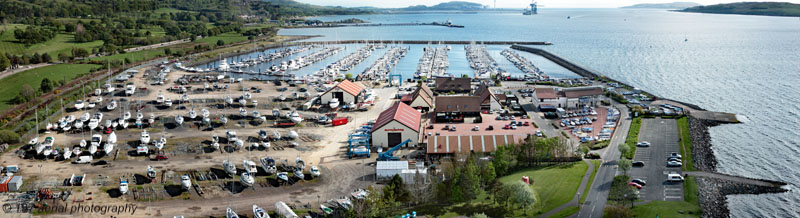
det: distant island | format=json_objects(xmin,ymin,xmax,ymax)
[
  {"xmin": 622, "ymin": 2, "xmax": 701, "ymax": 9},
  {"xmin": 398, "ymin": 1, "xmax": 487, "ymax": 11},
  {"xmin": 680, "ymin": 2, "xmax": 800, "ymax": 17}
]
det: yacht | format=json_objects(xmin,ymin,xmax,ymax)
[
  {"xmin": 260, "ymin": 157, "xmax": 277, "ymax": 175},
  {"xmin": 140, "ymin": 130, "xmax": 150, "ymax": 144},
  {"xmin": 223, "ymin": 160, "xmax": 237, "ymax": 176},
  {"xmin": 156, "ymin": 93, "xmax": 165, "ymax": 104},
  {"xmin": 188, "ymin": 109, "xmax": 197, "ymax": 120},
  {"xmin": 240, "ymin": 172, "xmax": 255, "ymax": 187},
  {"xmin": 106, "ymin": 100, "xmax": 117, "ymax": 111},
  {"xmin": 80, "ymin": 112, "xmax": 91, "ymax": 122},
  {"xmin": 289, "ymin": 111, "xmax": 302, "ymax": 123},
  {"xmin": 164, "ymin": 98, "xmax": 172, "ymax": 107},
  {"xmin": 239, "ymin": 107, "xmax": 247, "ymax": 117},
  {"xmin": 175, "ymin": 115, "xmax": 184, "ymax": 126},
  {"xmin": 180, "ymin": 175, "xmax": 191, "ymax": 190},
  {"xmin": 243, "ymin": 160, "xmax": 258, "ymax": 174},
  {"xmin": 328, "ymin": 98, "xmax": 340, "ymax": 108},
  {"xmin": 74, "ymin": 100, "xmax": 85, "ymax": 110},
  {"xmin": 119, "ymin": 180, "xmax": 129, "ymax": 194},
  {"xmin": 310, "ymin": 166, "xmax": 320, "ymax": 177},
  {"xmin": 90, "ymin": 134, "xmax": 102, "ymax": 147},
  {"xmin": 226, "ymin": 207, "xmax": 239, "ymax": 218},
  {"xmin": 252, "ymin": 205, "xmax": 269, "ymax": 218}
]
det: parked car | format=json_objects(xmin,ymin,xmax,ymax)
[
  {"xmin": 636, "ymin": 141, "xmax": 651, "ymax": 147},
  {"xmin": 667, "ymin": 174, "xmax": 684, "ymax": 182},
  {"xmin": 669, "ymin": 152, "xmax": 682, "ymax": 159},
  {"xmin": 486, "ymin": 125, "xmax": 494, "ymax": 130},
  {"xmin": 667, "ymin": 161, "xmax": 682, "ymax": 167},
  {"xmin": 628, "ymin": 182, "xmax": 643, "ymax": 189},
  {"xmin": 450, "ymin": 126, "xmax": 456, "ymax": 131},
  {"xmin": 667, "ymin": 157, "xmax": 682, "ymax": 162},
  {"xmin": 631, "ymin": 179, "xmax": 647, "ymax": 186},
  {"xmin": 155, "ymin": 154, "xmax": 169, "ymax": 161},
  {"xmin": 536, "ymin": 130, "xmax": 543, "ymax": 137},
  {"xmin": 632, "ymin": 161, "xmax": 645, "ymax": 167},
  {"xmin": 472, "ymin": 126, "xmax": 480, "ymax": 131}
]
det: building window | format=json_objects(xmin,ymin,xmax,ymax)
[{"xmin": 465, "ymin": 104, "xmax": 468, "ymax": 109}]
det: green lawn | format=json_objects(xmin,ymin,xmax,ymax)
[
  {"xmin": 409, "ymin": 162, "xmax": 589, "ymax": 218},
  {"xmin": 684, "ymin": 176, "xmax": 699, "ymax": 205},
  {"xmin": 0, "ymin": 25, "xmax": 104, "ymax": 57},
  {"xmin": 622, "ymin": 117, "xmax": 642, "ymax": 159},
  {"xmin": 677, "ymin": 117, "xmax": 695, "ymax": 171},
  {"xmin": 196, "ymin": 32, "xmax": 249, "ymax": 46},
  {"xmin": 580, "ymin": 160, "xmax": 602, "ymax": 204},
  {"xmin": 547, "ymin": 206, "xmax": 579, "ymax": 218},
  {"xmin": 632, "ymin": 201, "xmax": 701, "ymax": 218},
  {"xmin": 86, "ymin": 48, "xmax": 167, "ymax": 63},
  {"xmin": 0, "ymin": 64, "xmax": 100, "ymax": 111}
]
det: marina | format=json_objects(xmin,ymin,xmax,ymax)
[{"xmin": 465, "ymin": 42, "xmax": 507, "ymax": 79}]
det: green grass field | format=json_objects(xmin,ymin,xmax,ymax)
[
  {"xmin": 0, "ymin": 64, "xmax": 100, "ymax": 111},
  {"xmin": 498, "ymin": 162, "xmax": 588, "ymax": 214},
  {"xmin": 677, "ymin": 117, "xmax": 695, "ymax": 171},
  {"xmin": 0, "ymin": 25, "xmax": 104, "ymax": 57},
  {"xmin": 623, "ymin": 117, "xmax": 643, "ymax": 159},
  {"xmin": 632, "ymin": 201, "xmax": 701, "ymax": 217},
  {"xmin": 86, "ymin": 48, "xmax": 167, "ymax": 63},
  {"xmin": 684, "ymin": 176, "xmax": 699, "ymax": 205},
  {"xmin": 196, "ymin": 32, "xmax": 249, "ymax": 46},
  {"xmin": 580, "ymin": 160, "xmax": 602, "ymax": 204}
]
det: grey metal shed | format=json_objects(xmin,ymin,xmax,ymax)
[{"xmin": 8, "ymin": 176, "xmax": 22, "ymax": 192}]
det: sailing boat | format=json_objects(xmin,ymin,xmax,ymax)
[
  {"xmin": 105, "ymin": 131, "xmax": 116, "ymax": 155},
  {"xmin": 252, "ymin": 205, "xmax": 269, "ymax": 218},
  {"xmin": 223, "ymin": 160, "xmax": 237, "ymax": 176}
]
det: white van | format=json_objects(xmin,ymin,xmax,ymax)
[
  {"xmin": 667, "ymin": 174, "xmax": 684, "ymax": 182},
  {"xmin": 73, "ymin": 156, "xmax": 93, "ymax": 164}
]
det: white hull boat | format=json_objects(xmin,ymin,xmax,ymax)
[
  {"xmin": 240, "ymin": 172, "xmax": 254, "ymax": 187},
  {"xmin": 253, "ymin": 205, "xmax": 269, "ymax": 218},
  {"xmin": 329, "ymin": 98, "xmax": 339, "ymax": 108},
  {"xmin": 175, "ymin": 115, "xmax": 184, "ymax": 126},
  {"xmin": 223, "ymin": 160, "xmax": 236, "ymax": 176},
  {"xmin": 140, "ymin": 130, "xmax": 150, "ymax": 144},
  {"xmin": 180, "ymin": 175, "xmax": 191, "ymax": 190}
]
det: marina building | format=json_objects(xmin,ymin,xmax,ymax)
[
  {"xmin": 320, "ymin": 80, "xmax": 365, "ymax": 105},
  {"xmin": 475, "ymin": 83, "xmax": 503, "ymax": 111},
  {"xmin": 435, "ymin": 77, "xmax": 471, "ymax": 93},
  {"xmin": 534, "ymin": 86, "xmax": 604, "ymax": 109},
  {"xmin": 434, "ymin": 96, "xmax": 483, "ymax": 122},
  {"xmin": 372, "ymin": 102, "xmax": 422, "ymax": 148},
  {"xmin": 402, "ymin": 85, "xmax": 435, "ymax": 112}
]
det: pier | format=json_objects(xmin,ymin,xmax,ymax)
[{"xmin": 307, "ymin": 40, "xmax": 552, "ymax": 46}]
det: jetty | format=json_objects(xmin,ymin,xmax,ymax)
[{"xmin": 306, "ymin": 40, "xmax": 552, "ymax": 46}]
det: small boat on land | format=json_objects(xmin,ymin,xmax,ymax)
[
  {"xmin": 147, "ymin": 165, "xmax": 157, "ymax": 178},
  {"xmin": 140, "ymin": 130, "xmax": 150, "ymax": 144},
  {"xmin": 175, "ymin": 115, "xmax": 184, "ymax": 126},
  {"xmin": 310, "ymin": 166, "xmax": 321, "ymax": 177},
  {"xmin": 260, "ymin": 157, "xmax": 277, "ymax": 175},
  {"xmin": 253, "ymin": 204, "xmax": 269, "ymax": 218},
  {"xmin": 223, "ymin": 160, "xmax": 236, "ymax": 176},
  {"xmin": 329, "ymin": 98, "xmax": 340, "ymax": 108},
  {"xmin": 120, "ymin": 180, "xmax": 129, "ymax": 194},
  {"xmin": 180, "ymin": 175, "xmax": 191, "ymax": 190},
  {"xmin": 240, "ymin": 172, "xmax": 254, "ymax": 187},
  {"xmin": 226, "ymin": 207, "xmax": 239, "ymax": 218}
]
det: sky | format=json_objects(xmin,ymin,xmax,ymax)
[{"xmin": 295, "ymin": 0, "xmax": 800, "ymax": 8}]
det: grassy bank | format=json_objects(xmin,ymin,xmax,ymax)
[
  {"xmin": 622, "ymin": 117, "xmax": 642, "ymax": 159},
  {"xmin": 0, "ymin": 64, "xmax": 99, "ymax": 111},
  {"xmin": 632, "ymin": 201, "xmax": 701, "ymax": 217},
  {"xmin": 580, "ymin": 160, "xmax": 602, "ymax": 204},
  {"xmin": 677, "ymin": 116, "xmax": 695, "ymax": 171},
  {"xmin": 0, "ymin": 24, "xmax": 104, "ymax": 57},
  {"xmin": 684, "ymin": 176, "xmax": 699, "ymax": 205}
]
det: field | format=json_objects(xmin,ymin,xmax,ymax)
[
  {"xmin": 632, "ymin": 200, "xmax": 701, "ymax": 217},
  {"xmin": 677, "ymin": 116, "xmax": 695, "ymax": 171},
  {"xmin": 0, "ymin": 24, "xmax": 104, "ymax": 57},
  {"xmin": 85, "ymin": 48, "xmax": 168, "ymax": 63},
  {"xmin": 196, "ymin": 32, "xmax": 250, "ymax": 46},
  {"xmin": 0, "ymin": 64, "xmax": 100, "ymax": 111}
]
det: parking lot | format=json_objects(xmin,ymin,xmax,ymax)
[{"xmin": 630, "ymin": 118, "xmax": 684, "ymax": 201}]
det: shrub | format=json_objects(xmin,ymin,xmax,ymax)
[{"xmin": 0, "ymin": 130, "xmax": 20, "ymax": 144}]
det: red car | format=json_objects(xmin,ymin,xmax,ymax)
[
  {"xmin": 628, "ymin": 182, "xmax": 642, "ymax": 189},
  {"xmin": 155, "ymin": 155, "xmax": 169, "ymax": 161},
  {"xmin": 523, "ymin": 122, "xmax": 530, "ymax": 126},
  {"xmin": 503, "ymin": 125, "xmax": 512, "ymax": 130}
]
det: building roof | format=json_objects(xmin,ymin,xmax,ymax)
[
  {"xmin": 400, "ymin": 94, "xmax": 413, "ymax": 102},
  {"xmin": 410, "ymin": 86, "xmax": 434, "ymax": 107},
  {"xmin": 435, "ymin": 77, "xmax": 471, "ymax": 92},
  {"xmin": 536, "ymin": 87, "xmax": 558, "ymax": 99},
  {"xmin": 417, "ymin": 85, "xmax": 434, "ymax": 100},
  {"xmin": 564, "ymin": 86, "xmax": 604, "ymax": 98},
  {"xmin": 324, "ymin": 80, "xmax": 364, "ymax": 97},
  {"xmin": 475, "ymin": 83, "xmax": 499, "ymax": 105},
  {"xmin": 426, "ymin": 134, "xmax": 525, "ymax": 154},
  {"xmin": 374, "ymin": 102, "xmax": 422, "ymax": 132},
  {"xmin": 376, "ymin": 161, "xmax": 410, "ymax": 170},
  {"xmin": 434, "ymin": 96, "xmax": 483, "ymax": 113}
]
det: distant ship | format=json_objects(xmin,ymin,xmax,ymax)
[{"xmin": 523, "ymin": 1, "xmax": 538, "ymax": 15}]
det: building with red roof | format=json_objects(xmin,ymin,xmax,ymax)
[
  {"xmin": 372, "ymin": 102, "xmax": 422, "ymax": 148},
  {"xmin": 321, "ymin": 80, "xmax": 365, "ymax": 107},
  {"xmin": 402, "ymin": 85, "xmax": 435, "ymax": 112}
]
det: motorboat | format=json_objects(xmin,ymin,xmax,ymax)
[
  {"xmin": 135, "ymin": 118, "xmax": 143, "ymax": 127},
  {"xmin": 212, "ymin": 142, "xmax": 220, "ymax": 150},
  {"xmin": 105, "ymin": 83, "xmax": 115, "ymax": 93},
  {"xmin": 234, "ymin": 139, "xmax": 244, "ymax": 149},
  {"xmin": 203, "ymin": 117, "xmax": 211, "ymax": 124},
  {"xmin": 244, "ymin": 92, "xmax": 252, "ymax": 99},
  {"xmin": 223, "ymin": 160, "xmax": 237, "ymax": 176},
  {"xmin": 88, "ymin": 144, "xmax": 97, "ymax": 155},
  {"xmin": 277, "ymin": 172, "xmax": 289, "ymax": 182},
  {"xmin": 108, "ymin": 132, "xmax": 117, "ymax": 144},
  {"xmin": 260, "ymin": 157, "xmax": 277, "ymax": 175},
  {"xmin": 180, "ymin": 175, "xmax": 191, "ymax": 190},
  {"xmin": 156, "ymin": 92, "xmax": 165, "ymax": 104},
  {"xmin": 125, "ymin": 85, "xmax": 136, "ymax": 96},
  {"xmin": 95, "ymin": 96, "xmax": 103, "ymax": 103},
  {"xmin": 220, "ymin": 115, "xmax": 228, "ymax": 124},
  {"xmin": 239, "ymin": 107, "xmax": 247, "ymax": 117},
  {"xmin": 73, "ymin": 121, "xmax": 83, "ymax": 129},
  {"xmin": 164, "ymin": 98, "xmax": 172, "ymax": 107},
  {"xmin": 252, "ymin": 100, "xmax": 258, "ymax": 108},
  {"xmin": 188, "ymin": 109, "xmax": 197, "ymax": 120},
  {"xmin": 75, "ymin": 100, "xmax": 85, "ymax": 110},
  {"xmin": 175, "ymin": 115, "xmax": 184, "ymax": 126},
  {"xmin": 79, "ymin": 139, "xmax": 87, "ymax": 148},
  {"xmin": 258, "ymin": 130, "xmax": 268, "ymax": 140},
  {"xmin": 90, "ymin": 134, "xmax": 102, "ymax": 147},
  {"xmin": 111, "ymin": 120, "xmax": 118, "ymax": 128},
  {"xmin": 104, "ymin": 120, "xmax": 112, "ymax": 129},
  {"xmin": 260, "ymin": 141, "xmax": 270, "ymax": 150},
  {"xmin": 239, "ymin": 98, "xmax": 246, "ymax": 105},
  {"xmin": 140, "ymin": 130, "xmax": 150, "ymax": 144},
  {"xmin": 328, "ymin": 98, "xmax": 339, "ymax": 108},
  {"xmin": 201, "ymin": 108, "xmax": 210, "ymax": 118},
  {"xmin": 295, "ymin": 157, "xmax": 305, "ymax": 179},
  {"xmin": 87, "ymin": 101, "xmax": 96, "ymax": 109},
  {"xmin": 310, "ymin": 166, "xmax": 320, "ymax": 177},
  {"xmin": 181, "ymin": 94, "xmax": 189, "ymax": 102},
  {"xmin": 148, "ymin": 114, "xmax": 155, "ymax": 125},
  {"xmin": 88, "ymin": 118, "xmax": 99, "ymax": 130},
  {"xmin": 28, "ymin": 137, "xmax": 39, "ymax": 146},
  {"xmin": 63, "ymin": 148, "xmax": 73, "ymax": 159},
  {"xmin": 119, "ymin": 180, "xmax": 129, "ymax": 194},
  {"xmin": 289, "ymin": 111, "xmax": 302, "ymax": 123},
  {"xmin": 104, "ymin": 143, "xmax": 114, "ymax": 155},
  {"xmin": 320, "ymin": 204, "xmax": 333, "ymax": 215},
  {"xmin": 147, "ymin": 165, "xmax": 157, "ymax": 178},
  {"xmin": 156, "ymin": 136, "xmax": 166, "ymax": 150},
  {"xmin": 66, "ymin": 115, "xmax": 76, "ymax": 123},
  {"xmin": 119, "ymin": 118, "xmax": 128, "ymax": 129},
  {"xmin": 225, "ymin": 96, "xmax": 234, "ymax": 105},
  {"xmin": 278, "ymin": 94, "xmax": 286, "ymax": 101},
  {"xmin": 240, "ymin": 172, "xmax": 255, "ymax": 187},
  {"xmin": 252, "ymin": 110, "xmax": 260, "ymax": 118},
  {"xmin": 272, "ymin": 108, "xmax": 280, "ymax": 117},
  {"xmin": 252, "ymin": 205, "xmax": 269, "ymax": 218},
  {"xmin": 271, "ymin": 131, "xmax": 281, "ymax": 140},
  {"xmin": 251, "ymin": 143, "xmax": 260, "ymax": 149},
  {"xmin": 226, "ymin": 131, "xmax": 238, "ymax": 141},
  {"xmin": 42, "ymin": 144, "xmax": 54, "ymax": 156},
  {"xmin": 80, "ymin": 112, "xmax": 91, "ymax": 122},
  {"xmin": 212, "ymin": 134, "xmax": 219, "ymax": 143},
  {"xmin": 106, "ymin": 100, "xmax": 117, "ymax": 111},
  {"xmin": 243, "ymin": 160, "xmax": 258, "ymax": 174},
  {"xmin": 226, "ymin": 207, "xmax": 239, "ymax": 218},
  {"xmin": 72, "ymin": 147, "xmax": 81, "ymax": 156},
  {"xmin": 287, "ymin": 130, "xmax": 299, "ymax": 140}
]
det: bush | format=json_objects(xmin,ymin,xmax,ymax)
[
  {"xmin": 0, "ymin": 130, "xmax": 20, "ymax": 144},
  {"xmin": 585, "ymin": 152, "xmax": 601, "ymax": 159}
]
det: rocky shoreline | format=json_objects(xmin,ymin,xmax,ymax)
[{"xmin": 688, "ymin": 116, "xmax": 789, "ymax": 218}]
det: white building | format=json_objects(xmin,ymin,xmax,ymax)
[
  {"xmin": 320, "ymin": 80, "xmax": 365, "ymax": 105},
  {"xmin": 372, "ymin": 102, "xmax": 421, "ymax": 149},
  {"xmin": 534, "ymin": 86, "xmax": 604, "ymax": 109},
  {"xmin": 376, "ymin": 161, "xmax": 428, "ymax": 184}
]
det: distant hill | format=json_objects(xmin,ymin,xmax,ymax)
[
  {"xmin": 680, "ymin": 2, "xmax": 800, "ymax": 17},
  {"xmin": 622, "ymin": 2, "xmax": 701, "ymax": 9},
  {"xmin": 400, "ymin": 1, "xmax": 487, "ymax": 11}
]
